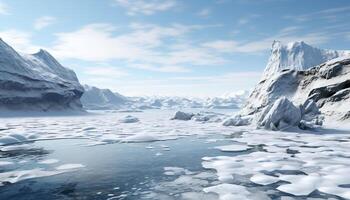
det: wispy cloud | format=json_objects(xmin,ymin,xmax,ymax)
[
  {"xmin": 197, "ymin": 8, "xmax": 211, "ymax": 18},
  {"xmin": 132, "ymin": 64, "xmax": 190, "ymax": 73},
  {"xmin": 285, "ymin": 6, "xmax": 350, "ymax": 22},
  {"xmin": 237, "ymin": 14, "xmax": 260, "ymax": 25},
  {"xmin": 49, "ymin": 23, "xmax": 225, "ymax": 73},
  {"xmin": 202, "ymin": 27, "xmax": 332, "ymax": 53},
  {"xmin": 112, "ymin": 71, "xmax": 262, "ymax": 97},
  {"xmin": 84, "ymin": 66, "xmax": 128, "ymax": 77},
  {"xmin": 0, "ymin": 29, "xmax": 40, "ymax": 53},
  {"xmin": 0, "ymin": 1, "xmax": 9, "ymax": 15},
  {"xmin": 34, "ymin": 16, "xmax": 56, "ymax": 30},
  {"xmin": 114, "ymin": 0, "xmax": 177, "ymax": 15}
]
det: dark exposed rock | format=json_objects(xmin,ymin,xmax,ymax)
[
  {"xmin": 308, "ymin": 80, "xmax": 350, "ymax": 103},
  {"xmin": 0, "ymin": 39, "xmax": 84, "ymax": 111}
]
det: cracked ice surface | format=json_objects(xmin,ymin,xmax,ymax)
[
  {"xmin": 0, "ymin": 110, "xmax": 350, "ymax": 199},
  {"xmin": 202, "ymin": 129, "xmax": 350, "ymax": 199},
  {"xmin": 0, "ymin": 111, "xmax": 234, "ymax": 145}
]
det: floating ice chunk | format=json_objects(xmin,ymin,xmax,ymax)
[
  {"xmin": 55, "ymin": 164, "xmax": 85, "ymax": 170},
  {"xmin": 222, "ymin": 115, "xmax": 252, "ymax": 126},
  {"xmin": 164, "ymin": 167, "xmax": 192, "ymax": 176},
  {"xmin": 171, "ymin": 111, "xmax": 194, "ymax": 121},
  {"xmin": 258, "ymin": 97, "xmax": 301, "ymax": 130},
  {"xmin": 192, "ymin": 112, "xmax": 225, "ymax": 123},
  {"xmin": 277, "ymin": 174, "xmax": 321, "ymax": 196},
  {"xmin": 203, "ymin": 184, "xmax": 251, "ymax": 200},
  {"xmin": 0, "ymin": 144, "xmax": 31, "ymax": 151},
  {"xmin": 122, "ymin": 133, "xmax": 158, "ymax": 142},
  {"xmin": 250, "ymin": 173, "xmax": 279, "ymax": 185},
  {"xmin": 38, "ymin": 159, "xmax": 59, "ymax": 164},
  {"xmin": 119, "ymin": 115, "xmax": 139, "ymax": 123},
  {"xmin": 0, "ymin": 161, "xmax": 13, "ymax": 166},
  {"xmin": 0, "ymin": 168, "xmax": 64, "ymax": 186},
  {"xmin": 215, "ymin": 144, "xmax": 250, "ymax": 152}
]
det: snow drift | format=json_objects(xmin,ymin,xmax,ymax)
[{"xmin": 0, "ymin": 38, "xmax": 84, "ymax": 111}]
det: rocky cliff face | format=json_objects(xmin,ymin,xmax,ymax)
[
  {"xmin": 232, "ymin": 41, "xmax": 350, "ymax": 130},
  {"xmin": 0, "ymin": 39, "xmax": 84, "ymax": 111}
]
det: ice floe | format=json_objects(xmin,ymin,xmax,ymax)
[
  {"xmin": 214, "ymin": 143, "xmax": 250, "ymax": 152},
  {"xmin": 38, "ymin": 159, "xmax": 59, "ymax": 164},
  {"xmin": 119, "ymin": 115, "xmax": 140, "ymax": 123}
]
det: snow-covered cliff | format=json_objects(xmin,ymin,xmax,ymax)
[
  {"xmin": 261, "ymin": 41, "xmax": 350, "ymax": 81},
  {"xmin": 0, "ymin": 38, "xmax": 84, "ymax": 111},
  {"xmin": 231, "ymin": 41, "xmax": 350, "ymax": 130},
  {"xmin": 80, "ymin": 85, "xmax": 128, "ymax": 110}
]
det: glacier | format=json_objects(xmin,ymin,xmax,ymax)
[{"xmin": 0, "ymin": 38, "xmax": 84, "ymax": 111}]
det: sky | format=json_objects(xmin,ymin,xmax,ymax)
[{"xmin": 1, "ymin": 0, "xmax": 350, "ymax": 97}]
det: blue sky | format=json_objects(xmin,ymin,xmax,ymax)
[{"xmin": 1, "ymin": 0, "xmax": 350, "ymax": 97}]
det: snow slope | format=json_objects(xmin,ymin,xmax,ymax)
[
  {"xmin": 238, "ymin": 41, "xmax": 350, "ymax": 128},
  {"xmin": 0, "ymin": 38, "xmax": 84, "ymax": 111},
  {"xmin": 80, "ymin": 85, "xmax": 128, "ymax": 110},
  {"xmin": 261, "ymin": 41, "xmax": 350, "ymax": 81}
]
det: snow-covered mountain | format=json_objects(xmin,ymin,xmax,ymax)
[
  {"xmin": 81, "ymin": 85, "xmax": 248, "ymax": 110},
  {"xmin": 231, "ymin": 41, "xmax": 350, "ymax": 130},
  {"xmin": 0, "ymin": 38, "xmax": 84, "ymax": 111},
  {"xmin": 242, "ymin": 41, "xmax": 350, "ymax": 116},
  {"xmin": 261, "ymin": 41, "xmax": 350, "ymax": 81},
  {"xmin": 80, "ymin": 85, "xmax": 128, "ymax": 110},
  {"xmin": 130, "ymin": 92, "xmax": 249, "ymax": 110}
]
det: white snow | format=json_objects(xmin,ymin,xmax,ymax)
[
  {"xmin": 203, "ymin": 183, "xmax": 251, "ymax": 200},
  {"xmin": 250, "ymin": 173, "xmax": 279, "ymax": 185},
  {"xmin": 0, "ymin": 109, "xmax": 349, "ymax": 198},
  {"xmin": 241, "ymin": 41, "xmax": 350, "ymax": 125},
  {"xmin": 0, "ymin": 161, "xmax": 13, "ymax": 166},
  {"xmin": 55, "ymin": 163, "xmax": 85, "ymax": 170},
  {"xmin": 215, "ymin": 143, "xmax": 250, "ymax": 152},
  {"xmin": 38, "ymin": 159, "xmax": 59, "ymax": 164},
  {"xmin": 81, "ymin": 85, "xmax": 128, "ymax": 110},
  {"xmin": 261, "ymin": 41, "xmax": 350, "ymax": 81},
  {"xmin": 119, "ymin": 115, "xmax": 140, "ymax": 123},
  {"xmin": 202, "ymin": 127, "xmax": 350, "ymax": 199},
  {"xmin": 258, "ymin": 97, "xmax": 301, "ymax": 130},
  {"xmin": 171, "ymin": 111, "xmax": 194, "ymax": 121}
]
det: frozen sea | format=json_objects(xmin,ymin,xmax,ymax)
[{"xmin": 0, "ymin": 109, "xmax": 350, "ymax": 200}]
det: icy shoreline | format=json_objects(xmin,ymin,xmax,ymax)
[{"xmin": 0, "ymin": 110, "xmax": 350, "ymax": 199}]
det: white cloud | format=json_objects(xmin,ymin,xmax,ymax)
[
  {"xmin": 49, "ymin": 23, "xmax": 226, "ymax": 72},
  {"xmin": 0, "ymin": 29, "xmax": 40, "ymax": 53},
  {"xmin": 114, "ymin": 0, "xmax": 177, "ymax": 15},
  {"xmin": 285, "ymin": 6, "xmax": 350, "ymax": 22},
  {"xmin": 202, "ymin": 40, "xmax": 239, "ymax": 53},
  {"xmin": 203, "ymin": 28, "xmax": 331, "ymax": 53},
  {"xmin": 237, "ymin": 14, "xmax": 260, "ymax": 25},
  {"xmin": 197, "ymin": 8, "xmax": 211, "ymax": 17},
  {"xmin": 34, "ymin": 16, "xmax": 56, "ymax": 30},
  {"xmin": 111, "ymin": 71, "xmax": 262, "ymax": 97},
  {"xmin": 132, "ymin": 64, "xmax": 190, "ymax": 73},
  {"xmin": 0, "ymin": 2, "xmax": 9, "ymax": 15},
  {"xmin": 84, "ymin": 66, "xmax": 128, "ymax": 77}
]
